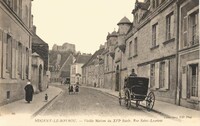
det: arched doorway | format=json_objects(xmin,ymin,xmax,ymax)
[
  {"xmin": 115, "ymin": 65, "xmax": 120, "ymax": 91},
  {"xmin": 38, "ymin": 64, "xmax": 42, "ymax": 92}
]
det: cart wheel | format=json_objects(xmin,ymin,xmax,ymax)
[
  {"xmin": 125, "ymin": 91, "xmax": 131, "ymax": 109},
  {"xmin": 136, "ymin": 101, "xmax": 140, "ymax": 107},
  {"xmin": 146, "ymin": 92, "xmax": 155, "ymax": 111}
]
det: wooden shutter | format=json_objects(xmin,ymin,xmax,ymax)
[
  {"xmin": 0, "ymin": 29, "xmax": 2, "ymax": 78},
  {"xmin": 183, "ymin": 16, "xmax": 188, "ymax": 47},
  {"xmin": 2, "ymin": 32, "xmax": 7, "ymax": 78},
  {"xmin": 170, "ymin": 14, "xmax": 174, "ymax": 38},
  {"xmin": 148, "ymin": 64, "xmax": 151, "ymax": 88},
  {"xmin": 164, "ymin": 60, "xmax": 170, "ymax": 89},
  {"xmin": 181, "ymin": 66, "xmax": 187, "ymax": 99},
  {"xmin": 155, "ymin": 62, "xmax": 160, "ymax": 88},
  {"xmin": 11, "ymin": 39, "xmax": 15, "ymax": 78}
]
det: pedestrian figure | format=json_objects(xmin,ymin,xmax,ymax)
[
  {"xmin": 130, "ymin": 69, "xmax": 137, "ymax": 77},
  {"xmin": 45, "ymin": 94, "xmax": 48, "ymax": 101},
  {"xmin": 75, "ymin": 85, "xmax": 79, "ymax": 93},
  {"xmin": 24, "ymin": 81, "xmax": 34, "ymax": 103}
]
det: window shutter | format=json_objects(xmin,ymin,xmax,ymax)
[
  {"xmin": 187, "ymin": 66, "xmax": 190, "ymax": 98},
  {"xmin": 155, "ymin": 62, "xmax": 160, "ymax": 88},
  {"xmin": 15, "ymin": 42, "xmax": 18, "ymax": 78},
  {"xmin": 11, "ymin": 39, "xmax": 15, "ymax": 78},
  {"xmin": 156, "ymin": 24, "xmax": 159, "ymax": 45},
  {"xmin": 181, "ymin": 66, "xmax": 187, "ymax": 99},
  {"xmin": 148, "ymin": 64, "xmax": 151, "ymax": 88},
  {"xmin": 171, "ymin": 14, "xmax": 174, "ymax": 38},
  {"xmin": 2, "ymin": 32, "xmax": 7, "ymax": 78},
  {"xmin": 21, "ymin": 46, "xmax": 25, "ymax": 80},
  {"xmin": 183, "ymin": 16, "xmax": 188, "ymax": 47},
  {"xmin": 0, "ymin": 29, "xmax": 2, "ymax": 78},
  {"xmin": 28, "ymin": 49, "xmax": 31, "ymax": 80},
  {"xmin": 165, "ymin": 60, "xmax": 170, "ymax": 89}
]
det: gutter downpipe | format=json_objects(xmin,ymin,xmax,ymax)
[{"xmin": 175, "ymin": 0, "xmax": 180, "ymax": 106}]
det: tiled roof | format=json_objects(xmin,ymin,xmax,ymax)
[
  {"xmin": 82, "ymin": 48, "xmax": 105, "ymax": 68},
  {"xmin": 117, "ymin": 16, "xmax": 132, "ymax": 25},
  {"xmin": 75, "ymin": 54, "xmax": 92, "ymax": 64},
  {"xmin": 32, "ymin": 34, "xmax": 48, "ymax": 45}
]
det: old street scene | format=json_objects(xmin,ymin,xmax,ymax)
[{"xmin": 0, "ymin": 0, "xmax": 200, "ymax": 126}]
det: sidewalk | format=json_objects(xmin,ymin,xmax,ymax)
[
  {"xmin": 83, "ymin": 86, "xmax": 200, "ymax": 119},
  {"xmin": 0, "ymin": 85, "xmax": 62, "ymax": 118}
]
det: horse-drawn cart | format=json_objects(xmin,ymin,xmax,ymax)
[{"xmin": 119, "ymin": 76, "xmax": 155, "ymax": 111}]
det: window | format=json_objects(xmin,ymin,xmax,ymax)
[
  {"xmin": 152, "ymin": 0, "xmax": 155, "ymax": 9},
  {"xmin": 134, "ymin": 37, "xmax": 138, "ymax": 56},
  {"xmin": 6, "ymin": 34, "xmax": 12, "ymax": 73},
  {"xmin": 159, "ymin": 62, "xmax": 165, "ymax": 88},
  {"xmin": 106, "ymin": 54, "xmax": 109, "ymax": 71},
  {"xmin": 156, "ymin": 0, "xmax": 159, "ymax": 7},
  {"xmin": 190, "ymin": 12, "xmax": 199, "ymax": 45},
  {"xmin": 19, "ymin": 0, "xmax": 22, "ymax": 18},
  {"xmin": 128, "ymin": 41, "xmax": 132, "ymax": 57},
  {"xmin": 26, "ymin": 48, "xmax": 29, "ymax": 79},
  {"xmin": 72, "ymin": 66, "xmax": 76, "ymax": 74},
  {"xmin": 183, "ymin": 16, "xmax": 188, "ymax": 47},
  {"xmin": 13, "ymin": 0, "xmax": 18, "ymax": 13},
  {"xmin": 166, "ymin": 12, "xmax": 174, "ymax": 40},
  {"xmin": 0, "ymin": 30, "xmax": 3, "ymax": 78},
  {"xmin": 18, "ymin": 42, "xmax": 22, "ymax": 77},
  {"xmin": 150, "ymin": 63, "xmax": 155, "ymax": 88},
  {"xmin": 152, "ymin": 23, "xmax": 158, "ymax": 47},
  {"xmin": 188, "ymin": 64, "xmax": 198, "ymax": 98}
]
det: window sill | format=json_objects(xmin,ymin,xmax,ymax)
[
  {"xmin": 149, "ymin": 87, "xmax": 157, "ymax": 91},
  {"xmin": 150, "ymin": 45, "xmax": 159, "ymax": 50},
  {"xmin": 132, "ymin": 54, "xmax": 138, "ymax": 58},
  {"xmin": 186, "ymin": 98, "xmax": 199, "ymax": 104},
  {"xmin": 158, "ymin": 88, "xmax": 168, "ymax": 92},
  {"xmin": 163, "ymin": 38, "xmax": 175, "ymax": 45},
  {"xmin": 128, "ymin": 57, "xmax": 132, "ymax": 60},
  {"xmin": 179, "ymin": 43, "xmax": 199, "ymax": 52}
]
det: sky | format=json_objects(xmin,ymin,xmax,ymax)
[{"xmin": 32, "ymin": 0, "xmax": 138, "ymax": 54}]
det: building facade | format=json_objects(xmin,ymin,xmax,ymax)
[
  {"xmin": 84, "ymin": 0, "xmax": 199, "ymax": 110},
  {"xmin": 128, "ymin": 0, "xmax": 178, "ymax": 104},
  {"xmin": 103, "ymin": 31, "xmax": 119, "ymax": 90},
  {"xmin": 82, "ymin": 48, "xmax": 104, "ymax": 87},
  {"xmin": 0, "ymin": 0, "xmax": 33, "ymax": 105},
  {"xmin": 70, "ymin": 53, "xmax": 91, "ymax": 85},
  {"xmin": 177, "ymin": 0, "xmax": 199, "ymax": 110},
  {"xmin": 32, "ymin": 26, "xmax": 50, "ymax": 92}
]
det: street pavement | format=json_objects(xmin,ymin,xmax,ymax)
[
  {"xmin": 0, "ymin": 83, "xmax": 200, "ymax": 126},
  {"xmin": 0, "ymin": 85, "xmax": 62, "ymax": 119},
  {"xmin": 39, "ymin": 85, "xmax": 164, "ymax": 118},
  {"xmin": 85, "ymin": 86, "xmax": 200, "ymax": 118}
]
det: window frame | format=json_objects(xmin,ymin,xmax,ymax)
[
  {"xmin": 152, "ymin": 23, "xmax": 158, "ymax": 48},
  {"xmin": 166, "ymin": 12, "xmax": 174, "ymax": 40},
  {"xmin": 187, "ymin": 63, "xmax": 199, "ymax": 99}
]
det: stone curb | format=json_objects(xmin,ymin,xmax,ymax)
[{"xmin": 31, "ymin": 91, "xmax": 63, "ymax": 118}]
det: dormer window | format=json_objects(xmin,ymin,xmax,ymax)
[
  {"xmin": 135, "ymin": 14, "xmax": 138, "ymax": 23},
  {"xmin": 152, "ymin": 0, "xmax": 163, "ymax": 9}
]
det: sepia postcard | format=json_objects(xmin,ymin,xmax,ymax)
[{"xmin": 0, "ymin": 0, "xmax": 199, "ymax": 126}]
